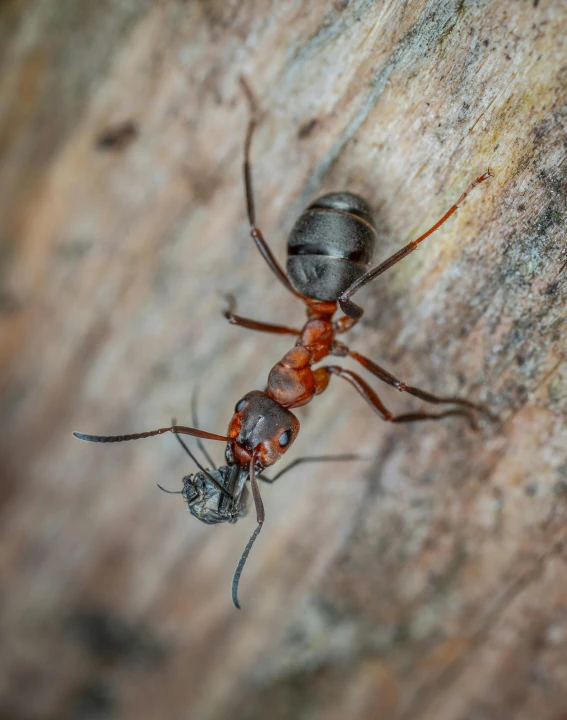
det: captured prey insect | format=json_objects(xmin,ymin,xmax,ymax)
[{"xmin": 74, "ymin": 80, "xmax": 492, "ymax": 608}]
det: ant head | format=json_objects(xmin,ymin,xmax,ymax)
[{"xmin": 226, "ymin": 390, "xmax": 300, "ymax": 470}]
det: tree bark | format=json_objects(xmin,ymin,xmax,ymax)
[{"xmin": 1, "ymin": 1, "xmax": 566, "ymax": 719}]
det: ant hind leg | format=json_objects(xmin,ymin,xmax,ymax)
[
  {"xmin": 324, "ymin": 366, "xmax": 479, "ymax": 430},
  {"xmin": 349, "ymin": 351, "xmax": 494, "ymax": 420}
]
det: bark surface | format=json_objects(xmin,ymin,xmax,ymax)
[{"xmin": 1, "ymin": 2, "xmax": 566, "ymax": 719}]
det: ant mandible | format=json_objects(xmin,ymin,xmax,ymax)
[{"xmin": 74, "ymin": 79, "xmax": 492, "ymax": 608}]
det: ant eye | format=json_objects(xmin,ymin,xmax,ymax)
[
  {"xmin": 234, "ymin": 398, "xmax": 246, "ymax": 413},
  {"xmin": 279, "ymin": 429, "xmax": 292, "ymax": 447}
]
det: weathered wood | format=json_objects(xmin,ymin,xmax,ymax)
[{"xmin": 1, "ymin": 1, "xmax": 566, "ymax": 719}]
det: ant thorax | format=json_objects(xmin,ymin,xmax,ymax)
[{"xmin": 182, "ymin": 464, "xmax": 249, "ymax": 525}]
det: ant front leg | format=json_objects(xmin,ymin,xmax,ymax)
[
  {"xmin": 224, "ymin": 295, "xmax": 300, "ymax": 336},
  {"xmin": 259, "ymin": 454, "xmax": 366, "ymax": 483},
  {"xmin": 339, "ymin": 171, "xmax": 492, "ymax": 319},
  {"xmin": 348, "ymin": 351, "xmax": 494, "ymax": 419},
  {"xmin": 323, "ymin": 366, "xmax": 479, "ymax": 429},
  {"xmin": 240, "ymin": 78, "xmax": 303, "ymax": 301}
]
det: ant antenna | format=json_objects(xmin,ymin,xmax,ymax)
[
  {"xmin": 231, "ymin": 448, "xmax": 265, "ymax": 609},
  {"xmin": 73, "ymin": 425, "xmax": 230, "ymax": 444},
  {"xmin": 170, "ymin": 418, "xmax": 233, "ymax": 500},
  {"xmin": 73, "ymin": 423, "xmax": 234, "ymax": 499}
]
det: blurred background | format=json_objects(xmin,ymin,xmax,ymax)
[{"xmin": 1, "ymin": 1, "xmax": 566, "ymax": 719}]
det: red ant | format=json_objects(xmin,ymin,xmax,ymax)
[{"xmin": 74, "ymin": 81, "xmax": 492, "ymax": 608}]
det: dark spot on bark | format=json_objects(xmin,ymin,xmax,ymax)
[
  {"xmin": 64, "ymin": 608, "xmax": 163, "ymax": 665},
  {"xmin": 518, "ymin": 204, "xmax": 526, "ymax": 212},
  {"xmin": 539, "ymin": 167, "xmax": 567, "ymax": 194},
  {"xmin": 334, "ymin": 0, "xmax": 349, "ymax": 10},
  {"xmin": 544, "ymin": 282, "xmax": 558, "ymax": 296},
  {"xmin": 535, "ymin": 207, "xmax": 563, "ymax": 237},
  {"xmin": 532, "ymin": 117, "xmax": 554, "ymax": 143},
  {"xmin": 483, "ymin": 39, "xmax": 489, "ymax": 47},
  {"xmin": 524, "ymin": 483, "xmax": 537, "ymax": 496},
  {"xmin": 185, "ymin": 165, "xmax": 224, "ymax": 205},
  {"xmin": 95, "ymin": 121, "xmax": 138, "ymax": 152},
  {"xmin": 199, "ymin": 2, "xmax": 243, "ymax": 38},
  {"xmin": 457, "ymin": 101, "xmax": 470, "ymax": 123},
  {"xmin": 297, "ymin": 118, "xmax": 319, "ymax": 139}
]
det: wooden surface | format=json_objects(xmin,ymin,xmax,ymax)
[{"xmin": 1, "ymin": 1, "xmax": 566, "ymax": 719}]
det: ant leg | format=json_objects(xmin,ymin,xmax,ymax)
[
  {"xmin": 259, "ymin": 454, "xmax": 367, "ymax": 483},
  {"xmin": 324, "ymin": 366, "xmax": 478, "ymax": 429},
  {"xmin": 338, "ymin": 171, "xmax": 492, "ymax": 318},
  {"xmin": 349, "ymin": 351, "xmax": 494, "ymax": 419},
  {"xmin": 224, "ymin": 294, "xmax": 300, "ymax": 336},
  {"xmin": 240, "ymin": 78, "xmax": 303, "ymax": 300},
  {"xmin": 333, "ymin": 315, "xmax": 361, "ymax": 334}
]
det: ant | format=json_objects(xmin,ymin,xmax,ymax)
[{"xmin": 74, "ymin": 80, "xmax": 492, "ymax": 608}]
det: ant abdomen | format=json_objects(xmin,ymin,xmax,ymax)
[{"xmin": 286, "ymin": 192, "xmax": 377, "ymax": 301}]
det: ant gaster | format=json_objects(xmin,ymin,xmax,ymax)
[{"xmin": 74, "ymin": 79, "xmax": 492, "ymax": 608}]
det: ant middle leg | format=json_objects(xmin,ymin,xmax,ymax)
[
  {"xmin": 224, "ymin": 294, "xmax": 300, "ymax": 336},
  {"xmin": 240, "ymin": 78, "xmax": 302, "ymax": 300},
  {"xmin": 324, "ymin": 366, "xmax": 478, "ymax": 429},
  {"xmin": 348, "ymin": 350, "xmax": 492, "ymax": 417}
]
